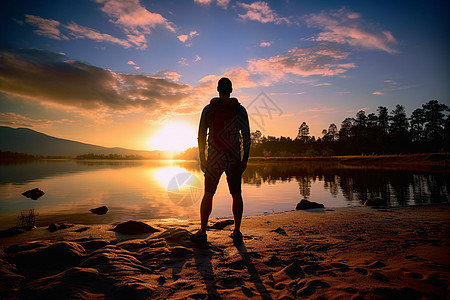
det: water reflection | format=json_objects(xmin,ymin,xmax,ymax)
[
  {"xmin": 244, "ymin": 162, "xmax": 449, "ymax": 206},
  {"xmin": 0, "ymin": 160, "xmax": 448, "ymax": 229}
]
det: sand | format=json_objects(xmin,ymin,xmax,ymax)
[{"xmin": 1, "ymin": 204, "xmax": 449, "ymax": 299}]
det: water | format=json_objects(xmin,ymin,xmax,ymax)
[{"xmin": 0, "ymin": 160, "xmax": 448, "ymax": 230}]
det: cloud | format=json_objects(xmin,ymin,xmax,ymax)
[
  {"xmin": 194, "ymin": 0, "xmax": 230, "ymax": 9},
  {"xmin": 194, "ymin": 0, "xmax": 212, "ymax": 5},
  {"xmin": 259, "ymin": 41, "xmax": 272, "ymax": 47},
  {"xmin": 247, "ymin": 44, "xmax": 356, "ymax": 83},
  {"xmin": 64, "ymin": 22, "xmax": 133, "ymax": 48},
  {"xmin": 237, "ymin": 1, "xmax": 290, "ymax": 25},
  {"xmin": 372, "ymin": 79, "xmax": 416, "ymax": 96},
  {"xmin": 24, "ymin": 15, "xmax": 67, "ymax": 40},
  {"xmin": 197, "ymin": 44, "xmax": 355, "ymax": 89},
  {"xmin": 177, "ymin": 31, "xmax": 199, "ymax": 45},
  {"xmin": 25, "ymin": 0, "xmax": 177, "ymax": 50},
  {"xmin": 0, "ymin": 49, "xmax": 194, "ymax": 113},
  {"xmin": 305, "ymin": 7, "xmax": 398, "ymax": 53},
  {"xmin": 127, "ymin": 60, "xmax": 136, "ymax": 65},
  {"xmin": 154, "ymin": 70, "xmax": 182, "ymax": 82},
  {"xmin": 25, "ymin": 15, "xmax": 134, "ymax": 48},
  {"xmin": 0, "ymin": 112, "xmax": 54, "ymax": 128},
  {"xmin": 313, "ymin": 82, "xmax": 332, "ymax": 87},
  {"xmin": 178, "ymin": 57, "xmax": 189, "ymax": 66},
  {"xmin": 216, "ymin": 0, "xmax": 230, "ymax": 9},
  {"xmin": 94, "ymin": 0, "xmax": 176, "ymax": 49},
  {"xmin": 198, "ymin": 67, "xmax": 257, "ymax": 92}
]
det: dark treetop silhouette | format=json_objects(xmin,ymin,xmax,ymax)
[{"xmin": 193, "ymin": 77, "xmax": 251, "ymax": 246}]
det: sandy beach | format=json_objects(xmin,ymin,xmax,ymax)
[{"xmin": 1, "ymin": 204, "xmax": 449, "ymax": 299}]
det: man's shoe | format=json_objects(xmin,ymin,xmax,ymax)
[
  {"xmin": 230, "ymin": 231, "xmax": 243, "ymax": 246},
  {"xmin": 190, "ymin": 230, "xmax": 207, "ymax": 246}
]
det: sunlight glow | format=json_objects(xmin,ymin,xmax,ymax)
[
  {"xmin": 149, "ymin": 121, "xmax": 197, "ymax": 151},
  {"xmin": 153, "ymin": 166, "xmax": 188, "ymax": 190}
]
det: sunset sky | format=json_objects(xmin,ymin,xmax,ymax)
[{"xmin": 0, "ymin": 0, "xmax": 448, "ymax": 151}]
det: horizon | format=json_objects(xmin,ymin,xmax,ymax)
[{"xmin": 1, "ymin": 0, "xmax": 448, "ymax": 151}]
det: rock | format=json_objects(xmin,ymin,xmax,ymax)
[
  {"xmin": 296, "ymin": 199, "xmax": 325, "ymax": 210},
  {"xmin": 364, "ymin": 197, "xmax": 387, "ymax": 206},
  {"xmin": 271, "ymin": 227, "xmax": 287, "ymax": 236},
  {"xmin": 209, "ymin": 219, "xmax": 234, "ymax": 229},
  {"xmin": 89, "ymin": 206, "xmax": 108, "ymax": 215},
  {"xmin": 0, "ymin": 226, "xmax": 35, "ymax": 238},
  {"xmin": 112, "ymin": 221, "xmax": 159, "ymax": 235},
  {"xmin": 22, "ymin": 188, "xmax": 45, "ymax": 200},
  {"xmin": 48, "ymin": 223, "xmax": 74, "ymax": 232}
]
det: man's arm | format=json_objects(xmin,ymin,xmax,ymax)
[
  {"xmin": 198, "ymin": 107, "xmax": 208, "ymax": 172},
  {"xmin": 240, "ymin": 107, "xmax": 251, "ymax": 164}
]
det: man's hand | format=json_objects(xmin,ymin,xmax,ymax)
[{"xmin": 241, "ymin": 160, "xmax": 248, "ymax": 173}]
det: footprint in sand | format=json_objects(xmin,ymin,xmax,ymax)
[
  {"xmin": 297, "ymin": 280, "xmax": 330, "ymax": 297},
  {"xmin": 218, "ymin": 276, "xmax": 244, "ymax": 288},
  {"xmin": 355, "ymin": 268, "xmax": 368, "ymax": 275}
]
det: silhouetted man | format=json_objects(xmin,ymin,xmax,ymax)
[{"xmin": 192, "ymin": 77, "xmax": 251, "ymax": 246}]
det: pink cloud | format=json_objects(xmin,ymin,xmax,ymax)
[
  {"xmin": 260, "ymin": 41, "xmax": 272, "ymax": 47},
  {"xmin": 305, "ymin": 7, "xmax": 398, "ymax": 54},
  {"xmin": 177, "ymin": 31, "xmax": 199, "ymax": 44},
  {"xmin": 154, "ymin": 70, "xmax": 182, "ymax": 82},
  {"xmin": 238, "ymin": 1, "xmax": 290, "ymax": 25},
  {"xmin": 65, "ymin": 22, "xmax": 133, "ymax": 48},
  {"xmin": 199, "ymin": 67, "xmax": 257, "ymax": 91},
  {"xmin": 24, "ymin": 15, "xmax": 67, "ymax": 40},
  {"xmin": 194, "ymin": 0, "xmax": 230, "ymax": 9},
  {"xmin": 194, "ymin": 0, "xmax": 212, "ymax": 5},
  {"xmin": 248, "ymin": 44, "xmax": 356, "ymax": 83},
  {"xmin": 95, "ymin": 0, "xmax": 176, "ymax": 49}
]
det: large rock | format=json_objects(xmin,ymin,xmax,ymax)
[
  {"xmin": 89, "ymin": 206, "xmax": 108, "ymax": 215},
  {"xmin": 112, "ymin": 221, "xmax": 159, "ymax": 235},
  {"xmin": 22, "ymin": 188, "xmax": 45, "ymax": 200},
  {"xmin": 296, "ymin": 199, "xmax": 325, "ymax": 210},
  {"xmin": 364, "ymin": 197, "xmax": 387, "ymax": 206}
]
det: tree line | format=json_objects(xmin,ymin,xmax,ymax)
[{"xmin": 250, "ymin": 100, "xmax": 449, "ymax": 156}]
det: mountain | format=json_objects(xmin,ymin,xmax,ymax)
[{"xmin": 0, "ymin": 126, "xmax": 162, "ymax": 158}]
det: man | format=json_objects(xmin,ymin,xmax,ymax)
[{"xmin": 192, "ymin": 77, "xmax": 251, "ymax": 246}]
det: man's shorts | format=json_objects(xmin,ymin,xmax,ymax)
[{"xmin": 204, "ymin": 151, "xmax": 242, "ymax": 194}]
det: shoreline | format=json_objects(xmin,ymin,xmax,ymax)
[{"xmin": 1, "ymin": 204, "xmax": 449, "ymax": 299}]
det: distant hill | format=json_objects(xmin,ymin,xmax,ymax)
[{"xmin": 0, "ymin": 126, "xmax": 163, "ymax": 158}]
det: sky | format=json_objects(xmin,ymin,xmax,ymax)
[{"xmin": 0, "ymin": 0, "xmax": 448, "ymax": 151}]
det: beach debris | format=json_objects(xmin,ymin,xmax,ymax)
[
  {"xmin": 17, "ymin": 209, "xmax": 38, "ymax": 227},
  {"xmin": 364, "ymin": 197, "xmax": 387, "ymax": 206},
  {"xmin": 112, "ymin": 221, "xmax": 159, "ymax": 235},
  {"xmin": 296, "ymin": 199, "xmax": 325, "ymax": 210},
  {"xmin": 48, "ymin": 223, "xmax": 74, "ymax": 232},
  {"xmin": 209, "ymin": 219, "xmax": 234, "ymax": 229},
  {"xmin": 271, "ymin": 227, "xmax": 287, "ymax": 236},
  {"xmin": 21, "ymin": 188, "xmax": 45, "ymax": 200},
  {"xmin": 89, "ymin": 206, "xmax": 108, "ymax": 215}
]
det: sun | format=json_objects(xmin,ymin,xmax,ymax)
[{"xmin": 149, "ymin": 121, "xmax": 197, "ymax": 151}]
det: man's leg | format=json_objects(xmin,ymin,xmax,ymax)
[
  {"xmin": 231, "ymin": 192, "xmax": 243, "ymax": 233},
  {"xmin": 200, "ymin": 191, "xmax": 214, "ymax": 234}
]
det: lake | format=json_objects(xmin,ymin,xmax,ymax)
[{"xmin": 0, "ymin": 160, "xmax": 449, "ymax": 230}]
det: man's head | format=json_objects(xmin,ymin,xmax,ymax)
[{"xmin": 217, "ymin": 77, "xmax": 232, "ymax": 96}]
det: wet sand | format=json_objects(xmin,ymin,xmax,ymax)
[{"xmin": 1, "ymin": 204, "xmax": 449, "ymax": 299}]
